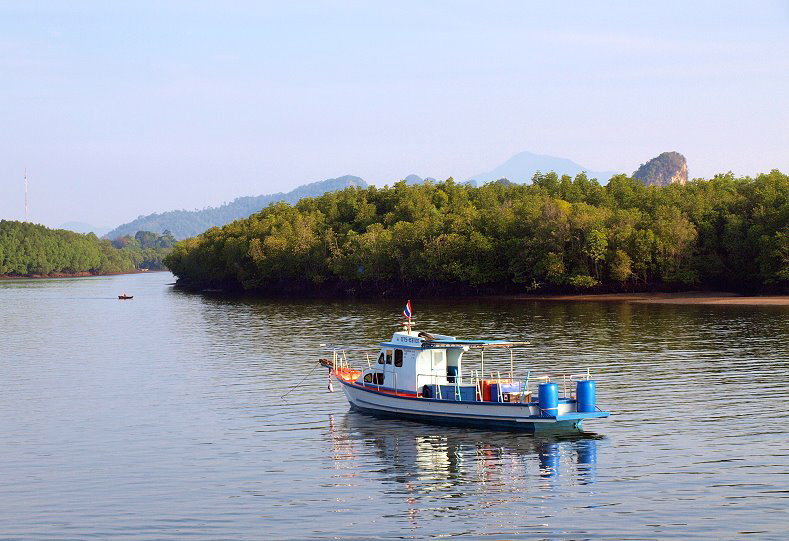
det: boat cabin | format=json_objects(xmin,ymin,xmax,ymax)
[
  {"xmin": 356, "ymin": 331, "xmax": 460, "ymax": 393},
  {"xmin": 356, "ymin": 331, "xmax": 522, "ymax": 397}
]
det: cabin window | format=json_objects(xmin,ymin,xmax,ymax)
[
  {"xmin": 431, "ymin": 350, "xmax": 445, "ymax": 368},
  {"xmin": 364, "ymin": 372, "xmax": 384, "ymax": 385},
  {"xmin": 377, "ymin": 352, "xmax": 384, "ymax": 364},
  {"xmin": 385, "ymin": 349, "xmax": 393, "ymax": 364},
  {"xmin": 394, "ymin": 349, "xmax": 403, "ymax": 367}
]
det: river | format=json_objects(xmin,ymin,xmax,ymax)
[{"xmin": 1, "ymin": 272, "xmax": 787, "ymax": 540}]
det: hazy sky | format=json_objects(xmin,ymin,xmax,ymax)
[{"xmin": 2, "ymin": 1, "xmax": 788, "ymax": 228}]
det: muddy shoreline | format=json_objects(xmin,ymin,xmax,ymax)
[
  {"xmin": 501, "ymin": 292, "xmax": 789, "ymax": 306},
  {"xmin": 0, "ymin": 269, "xmax": 159, "ymax": 281},
  {"xmin": 6, "ymin": 272, "xmax": 786, "ymax": 306}
]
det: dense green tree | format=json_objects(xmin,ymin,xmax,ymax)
[
  {"xmin": 609, "ymin": 250, "xmax": 633, "ymax": 283},
  {"xmin": 163, "ymin": 171, "xmax": 789, "ymax": 295},
  {"xmin": 0, "ymin": 221, "xmax": 174, "ymax": 276}
]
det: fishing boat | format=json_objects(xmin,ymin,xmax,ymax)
[
  {"xmin": 118, "ymin": 293, "xmax": 133, "ymax": 300},
  {"xmin": 319, "ymin": 302, "xmax": 610, "ymax": 432}
]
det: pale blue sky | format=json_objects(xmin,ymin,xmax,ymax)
[{"xmin": 2, "ymin": 1, "xmax": 788, "ymax": 227}]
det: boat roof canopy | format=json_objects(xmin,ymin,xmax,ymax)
[
  {"xmin": 421, "ymin": 339, "xmax": 530, "ymax": 349},
  {"xmin": 375, "ymin": 331, "xmax": 530, "ymax": 350}
]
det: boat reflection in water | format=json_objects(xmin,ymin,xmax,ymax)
[
  {"xmin": 327, "ymin": 411, "xmax": 601, "ymax": 495},
  {"xmin": 537, "ymin": 438, "xmax": 597, "ymax": 483}
]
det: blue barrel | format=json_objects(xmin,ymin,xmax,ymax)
[
  {"xmin": 576, "ymin": 380, "xmax": 596, "ymax": 413},
  {"xmin": 538, "ymin": 382, "xmax": 558, "ymax": 417}
]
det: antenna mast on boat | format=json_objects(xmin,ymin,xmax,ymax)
[{"xmin": 24, "ymin": 169, "xmax": 28, "ymax": 221}]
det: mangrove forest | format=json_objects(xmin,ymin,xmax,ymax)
[
  {"xmin": 0, "ymin": 220, "xmax": 176, "ymax": 276},
  {"xmin": 164, "ymin": 170, "xmax": 789, "ymax": 295}
]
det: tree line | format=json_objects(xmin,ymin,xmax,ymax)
[
  {"xmin": 0, "ymin": 220, "xmax": 176, "ymax": 276},
  {"xmin": 164, "ymin": 171, "xmax": 788, "ymax": 295}
]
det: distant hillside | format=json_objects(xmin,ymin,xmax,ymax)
[
  {"xmin": 468, "ymin": 151, "xmax": 617, "ymax": 184},
  {"xmin": 633, "ymin": 151, "xmax": 688, "ymax": 186},
  {"xmin": 60, "ymin": 221, "xmax": 112, "ymax": 237},
  {"xmin": 403, "ymin": 174, "xmax": 437, "ymax": 185},
  {"xmin": 107, "ymin": 175, "xmax": 368, "ymax": 239},
  {"xmin": 403, "ymin": 174, "xmax": 478, "ymax": 187}
]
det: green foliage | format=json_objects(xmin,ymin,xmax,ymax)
[
  {"xmin": 109, "ymin": 229, "xmax": 177, "ymax": 270},
  {"xmin": 163, "ymin": 171, "xmax": 789, "ymax": 295},
  {"xmin": 568, "ymin": 274, "xmax": 600, "ymax": 289},
  {"xmin": 609, "ymin": 250, "xmax": 633, "ymax": 283},
  {"xmin": 0, "ymin": 221, "xmax": 174, "ymax": 276}
]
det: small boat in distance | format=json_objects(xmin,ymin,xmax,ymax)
[
  {"xmin": 319, "ymin": 303, "xmax": 610, "ymax": 432},
  {"xmin": 118, "ymin": 293, "xmax": 133, "ymax": 300}
]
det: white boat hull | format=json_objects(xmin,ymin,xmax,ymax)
[{"xmin": 339, "ymin": 379, "xmax": 607, "ymax": 432}]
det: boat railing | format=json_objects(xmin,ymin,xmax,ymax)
[
  {"xmin": 416, "ymin": 372, "xmax": 457, "ymax": 399},
  {"xmin": 321, "ymin": 345, "xmax": 379, "ymax": 372},
  {"xmin": 463, "ymin": 369, "xmax": 592, "ymax": 402}
]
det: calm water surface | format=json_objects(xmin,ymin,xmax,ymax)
[{"xmin": 1, "ymin": 272, "xmax": 787, "ymax": 540}]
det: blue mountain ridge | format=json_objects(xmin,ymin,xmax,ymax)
[
  {"xmin": 106, "ymin": 175, "xmax": 367, "ymax": 240},
  {"xmin": 59, "ymin": 221, "xmax": 113, "ymax": 237},
  {"xmin": 468, "ymin": 150, "xmax": 617, "ymax": 184},
  {"xmin": 105, "ymin": 151, "xmax": 622, "ymax": 240}
]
